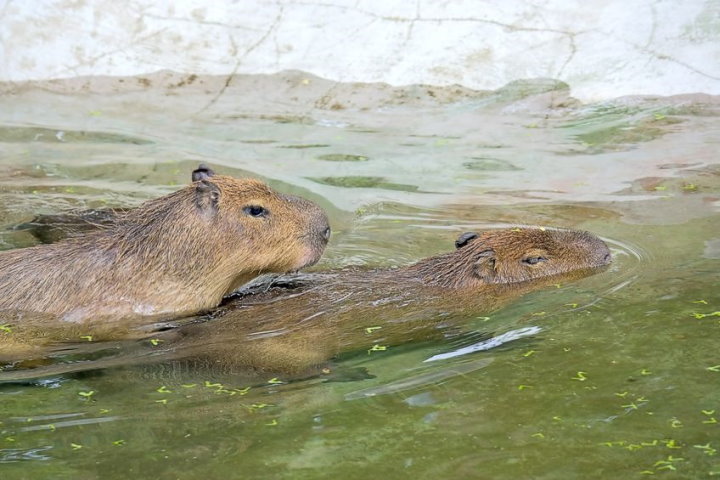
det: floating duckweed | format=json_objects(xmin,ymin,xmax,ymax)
[
  {"xmin": 99, "ymin": 409, "xmax": 110, "ymax": 414},
  {"xmin": 615, "ymin": 391, "xmax": 629, "ymax": 397},
  {"xmin": 531, "ymin": 312, "xmax": 546, "ymax": 316},
  {"xmin": 70, "ymin": 443, "xmax": 83, "ymax": 450},
  {"xmin": 267, "ymin": 378, "xmax": 283, "ymax": 385},
  {"xmin": 155, "ymin": 399, "xmax": 168, "ymax": 405},
  {"xmin": 641, "ymin": 369, "xmax": 652, "ymax": 375},
  {"xmin": 522, "ymin": 350, "xmax": 536, "ymax": 357},
  {"xmin": 694, "ymin": 444, "xmax": 717, "ymax": 456},
  {"xmin": 150, "ymin": 339, "xmax": 162, "ymax": 346},
  {"xmin": 622, "ymin": 403, "xmax": 639, "ymax": 410},
  {"xmin": 564, "ymin": 303, "xmax": 579, "ymax": 308},
  {"xmin": 670, "ymin": 418, "xmax": 684, "ymax": 428},
  {"xmin": 707, "ymin": 365, "xmax": 720, "ymax": 372},
  {"xmin": 265, "ymin": 419, "xmax": 278, "ymax": 426},
  {"xmin": 78, "ymin": 391, "xmax": 95, "ymax": 398},
  {"xmin": 156, "ymin": 386, "xmax": 171, "ymax": 393},
  {"xmin": 0, "ymin": 324, "xmax": 12, "ymax": 333},
  {"xmin": 112, "ymin": 440, "xmax": 125, "ymax": 446},
  {"xmin": 476, "ymin": 316, "xmax": 491, "ymax": 321},
  {"xmin": 364, "ymin": 326, "xmax": 382, "ymax": 334},
  {"xmin": 181, "ymin": 384, "xmax": 197, "ymax": 388},
  {"xmin": 531, "ymin": 432, "xmax": 545, "ymax": 439},
  {"xmin": 693, "ymin": 300, "xmax": 708, "ymax": 305},
  {"xmin": 368, "ymin": 344, "xmax": 387, "ymax": 354},
  {"xmin": 204, "ymin": 381, "xmax": 223, "ymax": 388},
  {"xmin": 572, "ymin": 372, "xmax": 587, "ymax": 381},
  {"xmin": 664, "ymin": 439, "xmax": 682, "ymax": 449},
  {"xmin": 79, "ymin": 335, "xmax": 93, "ymax": 341},
  {"xmin": 517, "ymin": 385, "xmax": 532, "ymax": 390}
]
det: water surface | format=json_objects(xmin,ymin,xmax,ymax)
[{"xmin": 1, "ymin": 73, "xmax": 719, "ymax": 479}]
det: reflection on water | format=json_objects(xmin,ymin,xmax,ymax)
[{"xmin": 0, "ymin": 73, "xmax": 719, "ymax": 479}]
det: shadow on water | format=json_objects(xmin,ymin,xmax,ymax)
[{"xmin": 0, "ymin": 73, "xmax": 719, "ymax": 479}]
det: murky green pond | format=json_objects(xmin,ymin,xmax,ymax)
[{"xmin": 1, "ymin": 73, "xmax": 719, "ymax": 479}]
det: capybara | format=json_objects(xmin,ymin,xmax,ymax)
[
  {"xmin": 0, "ymin": 165, "xmax": 331, "ymax": 324},
  {"xmin": 14, "ymin": 207, "xmax": 128, "ymax": 244},
  {"xmin": 0, "ymin": 227, "xmax": 611, "ymax": 379}
]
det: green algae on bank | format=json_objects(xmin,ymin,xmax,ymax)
[{"xmin": 309, "ymin": 176, "xmax": 419, "ymax": 192}]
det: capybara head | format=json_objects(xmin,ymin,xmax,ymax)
[
  {"xmin": 409, "ymin": 227, "xmax": 611, "ymax": 288},
  {"xmin": 111, "ymin": 165, "xmax": 331, "ymax": 297}
]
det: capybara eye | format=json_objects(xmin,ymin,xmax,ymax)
[
  {"xmin": 243, "ymin": 205, "xmax": 268, "ymax": 218},
  {"xmin": 522, "ymin": 256, "xmax": 548, "ymax": 265}
]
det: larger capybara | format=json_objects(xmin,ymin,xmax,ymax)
[
  {"xmin": 0, "ymin": 165, "xmax": 331, "ymax": 324},
  {"xmin": 0, "ymin": 227, "xmax": 611, "ymax": 379}
]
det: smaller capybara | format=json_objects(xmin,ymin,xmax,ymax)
[
  {"xmin": 168, "ymin": 227, "xmax": 612, "ymax": 372},
  {"xmin": 0, "ymin": 165, "xmax": 331, "ymax": 323},
  {"xmin": 0, "ymin": 227, "xmax": 611, "ymax": 379}
]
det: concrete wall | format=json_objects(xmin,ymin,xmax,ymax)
[{"xmin": 1, "ymin": 0, "xmax": 719, "ymax": 101}]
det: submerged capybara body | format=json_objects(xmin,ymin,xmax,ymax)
[
  {"xmin": 0, "ymin": 165, "xmax": 330, "ymax": 323},
  {"xmin": 169, "ymin": 227, "xmax": 611, "ymax": 372},
  {"xmin": 0, "ymin": 227, "xmax": 611, "ymax": 379}
]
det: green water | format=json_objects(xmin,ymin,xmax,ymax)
[{"xmin": 0, "ymin": 74, "xmax": 719, "ymax": 479}]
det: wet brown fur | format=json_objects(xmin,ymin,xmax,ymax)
[
  {"xmin": 0, "ymin": 174, "xmax": 330, "ymax": 325},
  {"xmin": 168, "ymin": 227, "xmax": 611, "ymax": 373},
  {"xmin": 0, "ymin": 227, "xmax": 611, "ymax": 378}
]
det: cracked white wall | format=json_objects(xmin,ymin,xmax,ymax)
[{"xmin": 1, "ymin": 0, "xmax": 718, "ymax": 100}]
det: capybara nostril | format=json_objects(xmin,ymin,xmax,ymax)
[{"xmin": 323, "ymin": 226, "xmax": 331, "ymax": 242}]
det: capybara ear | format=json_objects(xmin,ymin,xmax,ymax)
[
  {"xmin": 195, "ymin": 179, "xmax": 220, "ymax": 213},
  {"xmin": 192, "ymin": 164, "xmax": 216, "ymax": 182},
  {"xmin": 455, "ymin": 232, "xmax": 479, "ymax": 249},
  {"xmin": 472, "ymin": 249, "xmax": 497, "ymax": 283}
]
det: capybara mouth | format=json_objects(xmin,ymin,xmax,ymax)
[{"xmin": 292, "ymin": 246, "xmax": 324, "ymax": 271}]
